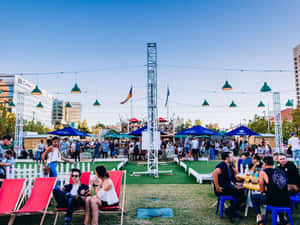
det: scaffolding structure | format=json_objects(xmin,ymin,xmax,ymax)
[
  {"xmin": 14, "ymin": 92, "xmax": 24, "ymax": 156},
  {"xmin": 133, "ymin": 43, "xmax": 172, "ymax": 177},
  {"xmin": 273, "ymin": 92, "xmax": 283, "ymax": 153}
]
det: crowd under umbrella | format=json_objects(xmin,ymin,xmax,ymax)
[
  {"xmin": 175, "ymin": 125, "xmax": 220, "ymax": 136},
  {"xmin": 48, "ymin": 126, "xmax": 91, "ymax": 137}
]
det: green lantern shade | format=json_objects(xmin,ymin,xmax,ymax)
[
  {"xmin": 257, "ymin": 100, "xmax": 265, "ymax": 108},
  {"xmin": 71, "ymin": 83, "xmax": 81, "ymax": 94},
  {"xmin": 8, "ymin": 101, "xmax": 15, "ymax": 107},
  {"xmin": 229, "ymin": 101, "xmax": 237, "ymax": 108},
  {"xmin": 36, "ymin": 101, "xmax": 44, "ymax": 108},
  {"xmin": 93, "ymin": 99, "xmax": 101, "ymax": 107},
  {"xmin": 285, "ymin": 99, "xmax": 293, "ymax": 108},
  {"xmin": 260, "ymin": 82, "xmax": 271, "ymax": 92},
  {"xmin": 222, "ymin": 80, "xmax": 232, "ymax": 91},
  {"xmin": 31, "ymin": 85, "xmax": 42, "ymax": 95},
  {"xmin": 65, "ymin": 102, "xmax": 72, "ymax": 108},
  {"xmin": 202, "ymin": 99, "xmax": 209, "ymax": 107}
]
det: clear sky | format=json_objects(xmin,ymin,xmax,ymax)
[{"xmin": 0, "ymin": 0, "xmax": 299, "ymax": 128}]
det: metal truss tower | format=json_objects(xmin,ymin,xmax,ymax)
[
  {"xmin": 14, "ymin": 92, "xmax": 24, "ymax": 156},
  {"xmin": 147, "ymin": 43, "xmax": 159, "ymax": 177},
  {"xmin": 273, "ymin": 92, "xmax": 283, "ymax": 152}
]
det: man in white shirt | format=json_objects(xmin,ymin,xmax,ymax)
[
  {"xmin": 288, "ymin": 132, "xmax": 300, "ymax": 168},
  {"xmin": 191, "ymin": 137, "xmax": 199, "ymax": 161}
]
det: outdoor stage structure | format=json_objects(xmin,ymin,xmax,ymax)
[
  {"xmin": 133, "ymin": 43, "xmax": 172, "ymax": 177},
  {"xmin": 273, "ymin": 92, "xmax": 283, "ymax": 152}
]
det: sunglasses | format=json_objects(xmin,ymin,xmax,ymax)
[{"xmin": 72, "ymin": 174, "xmax": 80, "ymax": 178}]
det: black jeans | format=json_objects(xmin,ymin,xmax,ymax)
[
  {"xmin": 220, "ymin": 186, "xmax": 246, "ymax": 214},
  {"xmin": 73, "ymin": 151, "xmax": 80, "ymax": 162},
  {"xmin": 53, "ymin": 189, "xmax": 84, "ymax": 222},
  {"xmin": 192, "ymin": 149, "xmax": 199, "ymax": 161},
  {"xmin": 251, "ymin": 193, "xmax": 288, "ymax": 225}
]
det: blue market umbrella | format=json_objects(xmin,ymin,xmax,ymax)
[
  {"xmin": 48, "ymin": 127, "xmax": 90, "ymax": 137},
  {"xmin": 175, "ymin": 125, "xmax": 220, "ymax": 136},
  {"xmin": 225, "ymin": 126, "xmax": 260, "ymax": 136},
  {"xmin": 128, "ymin": 126, "xmax": 167, "ymax": 136}
]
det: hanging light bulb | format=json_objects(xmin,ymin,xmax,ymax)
[
  {"xmin": 257, "ymin": 100, "xmax": 265, "ymax": 108},
  {"xmin": 65, "ymin": 102, "xmax": 72, "ymax": 108},
  {"xmin": 222, "ymin": 80, "xmax": 232, "ymax": 91},
  {"xmin": 71, "ymin": 83, "xmax": 81, "ymax": 94},
  {"xmin": 202, "ymin": 99, "xmax": 209, "ymax": 107},
  {"xmin": 31, "ymin": 85, "xmax": 42, "ymax": 95},
  {"xmin": 93, "ymin": 99, "xmax": 101, "ymax": 107},
  {"xmin": 229, "ymin": 101, "xmax": 237, "ymax": 108},
  {"xmin": 36, "ymin": 101, "xmax": 44, "ymax": 108},
  {"xmin": 260, "ymin": 82, "xmax": 272, "ymax": 92},
  {"xmin": 285, "ymin": 99, "xmax": 293, "ymax": 108}
]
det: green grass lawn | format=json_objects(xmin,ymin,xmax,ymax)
[
  {"xmin": 122, "ymin": 162, "xmax": 196, "ymax": 184},
  {"xmin": 184, "ymin": 160, "xmax": 220, "ymax": 174},
  {"xmin": 2, "ymin": 184, "xmax": 300, "ymax": 225}
]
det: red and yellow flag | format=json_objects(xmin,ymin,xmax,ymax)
[{"xmin": 120, "ymin": 86, "xmax": 133, "ymax": 104}]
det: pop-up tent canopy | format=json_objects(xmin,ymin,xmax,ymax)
[
  {"xmin": 175, "ymin": 125, "xmax": 220, "ymax": 136},
  {"xmin": 128, "ymin": 126, "xmax": 167, "ymax": 136},
  {"xmin": 225, "ymin": 126, "xmax": 260, "ymax": 136},
  {"xmin": 102, "ymin": 130, "xmax": 120, "ymax": 138},
  {"xmin": 48, "ymin": 127, "xmax": 90, "ymax": 137}
]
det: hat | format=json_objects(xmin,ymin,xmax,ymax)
[{"xmin": 290, "ymin": 132, "xmax": 295, "ymax": 136}]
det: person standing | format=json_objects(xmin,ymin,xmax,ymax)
[
  {"xmin": 184, "ymin": 135, "xmax": 191, "ymax": 160},
  {"xmin": 288, "ymin": 132, "xmax": 300, "ymax": 168},
  {"xmin": 191, "ymin": 137, "xmax": 199, "ymax": 161},
  {"xmin": 92, "ymin": 140, "xmax": 101, "ymax": 161},
  {"xmin": 73, "ymin": 140, "xmax": 81, "ymax": 162},
  {"xmin": 36, "ymin": 140, "xmax": 45, "ymax": 163},
  {"xmin": 42, "ymin": 137, "xmax": 73, "ymax": 188},
  {"xmin": 109, "ymin": 140, "xmax": 115, "ymax": 158},
  {"xmin": 102, "ymin": 140, "xmax": 109, "ymax": 159},
  {"xmin": 60, "ymin": 138, "xmax": 70, "ymax": 159},
  {"xmin": 0, "ymin": 135, "xmax": 13, "ymax": 180}
]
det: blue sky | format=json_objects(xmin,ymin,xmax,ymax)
[{"xmin": 0, "ymin": 0, "xmax": 299, "ymax": 128}]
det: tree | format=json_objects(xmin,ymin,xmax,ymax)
[
  {"xmin": 0, "ymin": 103, "xmax": 16, "ymax": 137},
  {"xmin": 282, "ymin": 119, "xmax": 294, "ymax": 142},
  {"xmin": 77, "ymin": 119, "xmax": 90, "ymax": 133},
  {"xmin": 23, "ymin": 120, "xmax": 50, "ymax": 134},
  {"xmin": 292, "ymin": 107, "xmax": 300, "ymax": 134},
  {"xmin": 248, "ymin": 115, "xmax": 274, "ymax": 134}
]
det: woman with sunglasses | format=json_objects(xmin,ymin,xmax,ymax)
[{"xmin": 84, "ymin": 165, "xmax": 119, "ymax": 225}]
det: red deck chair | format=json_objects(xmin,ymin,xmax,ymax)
[
  {"xmin": 99, "ymin": 170, "xmax": 127, "ymax": 225},
  {"xmin": 53, "ymin": 172, "xmax": 91, "ymax": 225},
  {"xmin": 8, "ymin": 177, "xmax": 56, "ymax": 225},
  {"xmin": 0, "ymin": 179, "xmax": 25, "ymax": 215}
]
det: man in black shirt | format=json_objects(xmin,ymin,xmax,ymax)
[
  {"xmin": 212, "ymin": 151, "xmax": 245, "ymax": 222},
  {"xmin": 278, "ymin": 153, "xmax": 300, "ymax": 194}
]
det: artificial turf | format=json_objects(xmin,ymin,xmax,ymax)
[
  {"xmin": 122, "ymin": 162, "xmax": 196, "ymax": 184},
  {"xmin": 184, "ymin": 160, "xmax": 220, "ymax": 174}
]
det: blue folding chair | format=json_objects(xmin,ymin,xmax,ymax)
[
  {"xmin": 215, "ymin": 195, "xmax": 236, "ymax": 219},
  {"xmin": 264, "ymin": 205, "xmax": 293, "ymax": 225},
  {"xmin": 290, "ymin": 194, "xmax": 300, "ymax": 211}
]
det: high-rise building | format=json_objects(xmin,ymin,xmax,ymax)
[
  {"xmin": 65, "ymin": 102, "xmax": 81, "ymax": 125},
  {"xmin": 52, "ymin": 99, "xmax": 66, "ymax": 127},
  {"xmin": 0, "ymin": 75, "xmax": 53, "ymax": 127},
  {"xmin": 293, "ymin": 44, "xmax": 300, "ymax": 105}
]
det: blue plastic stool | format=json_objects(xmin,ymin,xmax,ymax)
[
  {"xmin": 263, "ymin": 205, "xmax": 294, "ymax": 225},
  {"xmin": 215, "ymin": 195, "xmax": 236, "ymax": 219},
  {"xmin": 290, "ymin": 194, "xmax": 300, "ymax": 211}
]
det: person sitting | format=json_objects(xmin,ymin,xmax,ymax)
[
  {"xmin": 251, "ymin": 156, "xmax": 290, "ymax": 225},
  {"xmin": 212, "ymin": 151, "xmax": 246, "ymax": 222},
  {"xmin": 278, "ymin": 153, "xmax": 300, "ymax": 194},
  {"xmin": 85, "ymin": 166, "xmax": 119, "ymax": 225},
  {"xmin": 53, "ymin": 168, "xmax": 90, "ymax": 225},
  {"xmin": 250, "ymin": 153, "xmax": 263, "ymax": 173},
  {"xmin": 235, "ymin": 152, "xmax": 246, "ymax": 173},
  {"xmin": 242, "ymin": 151, "xmax": 252, "ymax": 169}
]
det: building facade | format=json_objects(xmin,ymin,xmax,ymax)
[
  {"xmin": 294, "ymin": 44, "xmax": 300, "ymax": 105},
  {"xmin": 52, "ymin": 99, "xmax": 66, "ymax": 127},
  {"xmin": 0, "ymin": 75, "xmax": 53, "ymax": 127},
  {"xmin": 65, "ymin": 102, "xmax": 81, "ymax": 125}
]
